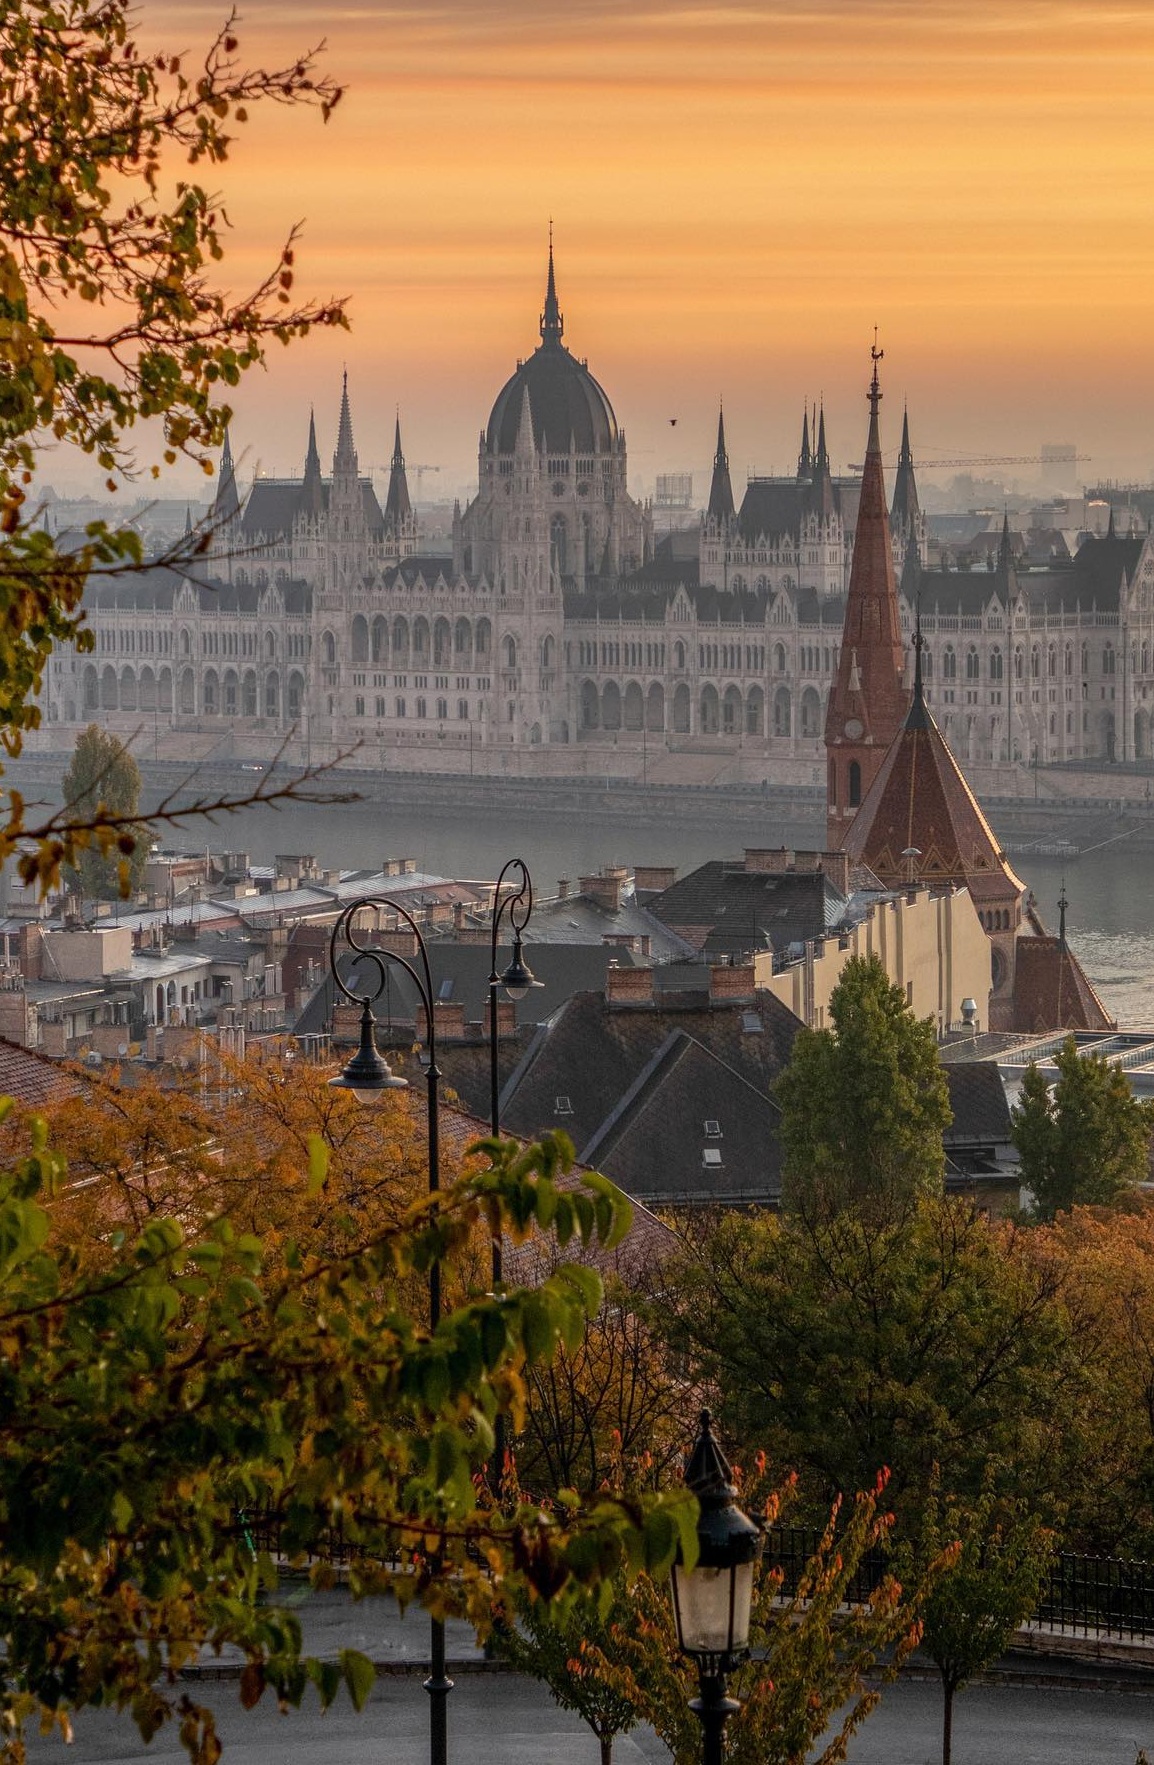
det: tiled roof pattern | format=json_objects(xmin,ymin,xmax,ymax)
[
  {"xmin": 580, "ymin": 1030, "xmax": 784, "ymax": 1208},
  {"xmin": 0, "ymin": 1037, "xmax": 85, "ymax": 1106},
  {"xmin": 1010, "ymin": 937, "xmax": 1115, "ymax": 1034},
  {"xmin": 648, "ymin": 862, "xmax": 843, "ymax": 959},
  {"xmin": 842, "ymin": 697, "xmax": 1025, "ymax": 900},
  {"xmin": 498, "ymin": 987, "xmax": 801, "ymax": 1157}
]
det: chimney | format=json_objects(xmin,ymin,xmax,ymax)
[
  {"xmin": 453, "ymin": 901, "xmax": 466, "ymax": 933},
  {"xmin": 820, "ymin": 850, "xmax": 851, "ymax": 894},
  {"xmin": 418, "ymin": 1001, "xmax": 467, "ymax": 1041},
  {"xmin": 633, "ymin": 865, "xmax": 677, "ymax": 894},
  {"xmin": 605, "ymin": 965, "xmax": 654, "ymax": 1008},
  {"xmin": 709, "ymin": 961, "xmax": 756, "ymax": 1003},
  {"xmin": 743, "ymin": 848, "xmax": 794, "ymax": 874},
  {"xmin": 483, "ymin": 999, "xmax": 516, "ymax": 1040},
  {"xmin": 557, "ymin": 878, "xmax": 570, "ymax": 900},
  {"xmin": 18, "ymin": 924, "xmax": 42, "ymax": 982},
  {"xmin": 579, "ymin": 866, "xmax": 629, "ymax": 913}
]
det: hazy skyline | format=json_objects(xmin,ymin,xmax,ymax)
[{"xmin": 92, "ymin": 0, "xmax": 1154, "ymax": 502}]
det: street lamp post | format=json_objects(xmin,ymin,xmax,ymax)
[
  {"xmin": 670, "ymin": 1410, "xmax": 762, "ymax": 1765},
  {"xmin": 327, "ymin": 896, "xmax": 453, "ymax": 1765},
  {"xmin": 487, "ymin": 859, "xmax": 542, "ymax": 1490}
]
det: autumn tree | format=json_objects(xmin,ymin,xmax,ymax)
[
  {"xmin": 898, "ymin": 1478, "xmax": 1053, "ymax": 1765},
  {"xmin": 776, "ymin": 954, "xmax": 951, "ymax": 1222},
  {"xmin": 60, "ymin": 724, "xmax": 148, "ymax": 897},
  {"xmin": 570, "ymin": 1473, "xmax": 936, "ymax": 1765},
  {"xmin": 0, "ymin": 1114, "xmax": 698, "ymax": 1764},
  {"xmin": 0, "ymin": 0, "xmax": 348, "ymax": 893},
  {"xmin": 1013, "ymin": 1037, "xmax": 1154, "ymax": 1220},
  {"xmin": 499, "ymin": 1573, "xmax": 643, "ymax": 1765},
  {"xmin": 655, "ymin": 1199, "xmax": 1075, "ymax": 1522}
]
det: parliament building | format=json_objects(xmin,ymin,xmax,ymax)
[{"xmin": 42, "ymin": 249, "xmax": 1154, "ymax": 777}]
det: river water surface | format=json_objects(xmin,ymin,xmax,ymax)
[{"xmin": 173, "ymin": 793, "xmax": 1154, "ymax": 1029}]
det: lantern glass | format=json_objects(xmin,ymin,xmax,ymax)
[{"xmin": 671, "ymin": 1559, "xmax": 754, "ymax": 1659}]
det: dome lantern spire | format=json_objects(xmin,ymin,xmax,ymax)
[{"xmin": 540, "ymin": 222, "xmax": 564, "ymax": 348}]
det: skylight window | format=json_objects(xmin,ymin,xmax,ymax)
[
  {"xmin": 555, "ymin": 1095, "xmax": 573, "ymax": 1116},
  {"xmin": 702, "ymin": 1148, "xmax": 723, "ymax": 1169},
  {"xmin": 703, "ymin": 1120, "xmax": 722, "ymax": 1138}
]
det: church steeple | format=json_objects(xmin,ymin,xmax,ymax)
[
  {"xmin": 707, "ymin": 401, "xmax": 735, "ymax": 525},
  {"xmin": 824, "ymin": 336, "xmax": 909, "ymax": 848},
  {"xmin": 540, "ymin": 227, "xmax": 564, "ymax": 349},
  {"xmin": 384, "ymin": 413, "xmax": 413, "ymax": 531},
  {"xmin": 212, "ymin": 424, "xmax": 240, "ymax": 524}
]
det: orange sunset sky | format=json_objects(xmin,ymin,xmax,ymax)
[{"xmin": 136, "ymin": 0, "xmax": 1154, "ymax": 505}]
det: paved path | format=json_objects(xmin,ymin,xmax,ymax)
[
  {"xmin": 21, "ymin": 1587, "xmax": 1154, "ymax": 1764},
  {"xmin": 26, "ymin": 1674, "xmax": 1154, "ymax": 1765}
]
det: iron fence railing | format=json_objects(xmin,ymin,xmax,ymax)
[
  {"xmin": 761, "ymin": 1527, "xmax": 1154, "ymax": 1643},
  {"xmin": 236, "ymin": 1512, "xmax": 1154, "ymax": 1646}
]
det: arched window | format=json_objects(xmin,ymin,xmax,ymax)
[
  {"xmin": 1030, "ymin": 646, "xmax": 1040, "ymax": 680},
  {"xmin": 848, "ymin": 760, "xmax": 861, "ymax": 806},
  {"xmin": 942, "ymin": 646, "xmax": 956, "ymax": 680},
  {"xmin": 503, "ymin": 635, "xmax": 518, "ymax": 670},
  {"xmin": 1104, "ymin": 645, "xmax": 1116, "ymax": 676},
  {"xmin": 965, "ymin": 647, "xmax": 979, "ymax": 681},
  {"xmin": 322, "ymin": 630, "xmax": 337, "ymax": 668},
  {"xmin": 989, "ymin": 647, "xmax": 1003, "ymax": 681},
  {"xmin": 1047, "ymin": 645, "xmax": 1057, "ymax": 679}
]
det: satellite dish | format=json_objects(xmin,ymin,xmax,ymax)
[{"xmin": 117, "ymin": 1042, "xmax": 128, "ymax": 1057}]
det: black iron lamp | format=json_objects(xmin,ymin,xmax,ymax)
[
  {"xmin": 487, "ymin": 859, "xmax": 543, "ymax": 1495},
  {"xmin": 670, "ymin": 1409, "xmax": 762, "ymax": 1765},
  {"xmin": 329, "ymin": 997, "xmax": 409, "ymax": 1101},
  {"xmin": 326, "ymin": 897, "xmax": 453, "ymax": 1765}
]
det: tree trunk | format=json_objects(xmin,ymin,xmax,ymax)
[
  {"xmin": 599, "ymin": 1734, "xmax": 613, "ymax": 1765},
  {"xmin": 942, "ymin": 1680, "xmax": 954, "ymax": 1765}
]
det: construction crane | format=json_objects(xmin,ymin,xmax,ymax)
[
  {"xmin": 849, "ymin": 452, "xmax": 1092, "ymax": 471},
  {"xmin": 910, "ymin": 453, "xmax": 1092, "ymax": 471}
]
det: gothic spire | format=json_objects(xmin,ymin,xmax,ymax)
[
  {"xmin": 999, "ymin": 509, "xmax": 1012, "ymax": 568},
  {"xmin": 333, "ymin": 370, "xmax": 358, "ymax": 477},
  {"xmin": 212, "ymin": 424, "xmax": 240, "ymax": 524},
  {"xmin": 707, "ymin": 401, "xmax": 735, "ymax": 525},
  {"xmin": 302, "ymin": 406, "xmax": 324, "ymax": 516},
  {"xmin": 808, "ymin": 398, "xmax": 835, "ymax": 520},
  {"xmin": 824, "ymin": 334, "xmax": 908, "ymax": 848},
  {"xmin": 1058, "ymin": 882, "xmax": 1068, "ymax": 952},
  {"xmin": 797, "ymin": 407, "xmax": 812, "ymax": 479},
  {"xmin": 891, "ymin": 403, "xmax": 921, "ymax": 531},
  {"xmin": 540, "ymin": 225, "xmax": 564, "ymax": 348},
  {"xmin": 384, "ymin": 412, "xmax": 412, "ymax": 532}
]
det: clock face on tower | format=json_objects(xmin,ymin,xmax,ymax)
[{"xmin": 844, "ymin": 718, "xmax": 864, "ymax": 739}]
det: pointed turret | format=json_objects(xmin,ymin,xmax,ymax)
[
  {"xmin": 707, "ymin": 402, "xmax": 735, "ymax": 525},
  {"xmin": 333, "ymin": 370, "xmax": 358, "ymax": 479},
  {"xmin": 540, "ymin": 228, "xmax": 564, "ymax": 349},
  {"xmin": 302, "ymin": 407, "xmax": 324, "ymax": 515},
  {"xmin": 824, "ymin": 339, "xmax": 909, "ymax": 848},
  {"xmin": 212, "ymin": 425, "xmax": 240, "ymax": 524},
  {"xmin": 384, "ymin": 413, "xmax": 413, "ymax": 531},
  {"xmin": 891, "ymin": 405, "xmax": 921, "ymax": 532},
  {"xmin": 814, "ymin": 404, "xmax": 829, "ymax": 474},
  {"xmin": 808, "ymin": 400, "xmax": 836, "ymax": 520},
  {"xmin": 797, "ymin": 408, "xmax": 812, "ymax": 479}
]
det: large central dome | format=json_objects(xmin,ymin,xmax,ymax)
[{"xmin": 486, "ymin": 249, "xmax": 619, "ymax": 456}]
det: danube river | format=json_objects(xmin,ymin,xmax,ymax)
[{"xmin": 184, "ymin": 792, "xmax": 1154, "ymax": 1029}]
